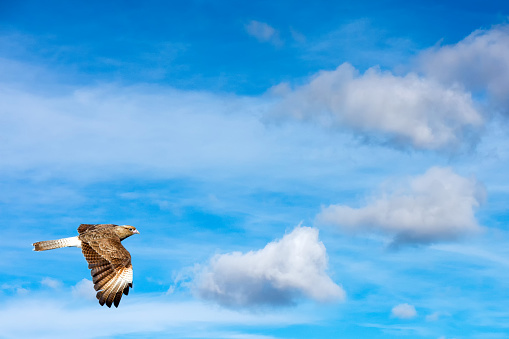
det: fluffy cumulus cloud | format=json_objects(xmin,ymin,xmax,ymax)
[
  {"xmin": 194, "ymin": 226, "xmax": 345, "ymax": 308},
  {"xmin": 419, "ymin": 24, "xmax": 509, "ymax": 112},
  {"xmin": 391, "ymin": 303, "xmax": 417, "ymax": 319},
  {"xmin": 317, "ymin": 167, "xmax": 485, "ymax": 246},
  {"xmin": 269, "ymin": 63, "xmax": 483, "ymax": 151}
]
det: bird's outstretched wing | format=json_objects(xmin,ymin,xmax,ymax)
[{"xmin": 80, "ymin": 237, "xmax": 133, "ymax": 308}]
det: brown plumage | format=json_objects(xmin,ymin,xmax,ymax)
[{"xmin": 33, "ymin": 224, "xmax": 140, "ymax": 308}]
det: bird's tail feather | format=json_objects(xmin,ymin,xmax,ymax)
[{"xmin": 33, "ymin": 236, "xmax": 81, "ymax": 251}]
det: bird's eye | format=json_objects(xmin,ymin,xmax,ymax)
[{"xmin": 129, "ymin": 228, "xmax": 134, "ymax": 232}]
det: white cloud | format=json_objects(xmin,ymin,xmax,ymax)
[
  {"xmin": 245, "ymin": 20, "xmax": 282, "ymax": 46},
  {"xmin": 41, "ymin": 277, "xmax": 62, "ymax": 289},
  {"xmin": 71, "ymin": 279, "xmax": 96, "ymax": 301},
  {"xmin": 16, "ymin": 287, "xmax": 29, "ymax": 296},
  {"xmin": 269, "ymin": 63, "xmax": 483, "ymax": 151},
  {"xmin": 290, "ymin": 28, "xmax": 306, "ymax": 44},
  {"xmin": 317, "ymin": 167, "xmax": 485, "ymax": 245},
  {"xmin": 391, "ymin": 303, "xmax": 417, "ymax": 319},
  {"xmin": 1, "ymin": 283, "xmax": 29, "ymax": 296},
  {"xmin": 0, "ymin": 295, "xmax": 310, "ymax": 339},
  {"xmin": 418, "ymin": 24, "xmax": 509, "ymax": 112},
  {"xmin": 0, "ymin": 74, "xmax": 357, "ymax": 188},
  {"xmin": 0, "ymin": 81, "xmax": 272, "ymax": 181},
  {"xmin": 425, "ymin": 312, "xmax": 440, "ymax": 322},
  {"xmin": 0, "ymin": 62, "xmax": 423, "ymax": 202},
  {"xmin": 425, "ymin": 311, "xmax": 449, "ymax": 322},
  {"xmin": 194, "ymin": 226, "xmax": 345, "ymax": 308}
]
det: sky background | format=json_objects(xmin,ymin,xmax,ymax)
[{"xmin": 2, "ymin": 1, "xmax": 509, "ymax": 338}]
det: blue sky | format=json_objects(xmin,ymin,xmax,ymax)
[{"xmin": 2, "ymin": 1, "xmax": 509, "ymax": 338}]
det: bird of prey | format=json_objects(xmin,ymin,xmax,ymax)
[{"xmin": 33, "ymin": 224, "xmax": 140, "ymax": 308}]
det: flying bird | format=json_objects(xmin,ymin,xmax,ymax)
[{"xmin": 33, "ymin": 224, "xmax": 140, "ymax": 308}]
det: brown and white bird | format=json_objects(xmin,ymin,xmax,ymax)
[{"xmin": 33, "ymin": 224, "xmax": 140, "ymax": 308}]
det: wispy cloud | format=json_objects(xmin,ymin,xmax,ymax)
[
  {"xmin": 391, "ymin": 303, "xmax": 417, "ymax": 319},
  {"xmin": 425, "ymin": 311, "xmax": 449, "ymax": 322},
  {"xmin": 0, "ymin": 294, "xmax": 310, "ymax": 339},
  {"xmin": 289, "ymin": 28, "xmax": 306, "ymax": 44},
  {"xmin": 0, "ymin": 80, "xmax": 269, "ymax": 181},
  {"xmin": 193, "ymin": 226, "xmax": 345, "ymax": 308},
  {"xmin": 306, "ymin": 19, "xmax": 416, "ymax": 68},
  {"xmin": 245, "ymin": 20, "xmax": 282, "ymax": 46},
  {"xmin": 40, "ymin": 277, "xmax": 62, "ymax": 289},
  {"xmin": 317, "ymin": 167, "xmax": 485, "ymax": 246}
]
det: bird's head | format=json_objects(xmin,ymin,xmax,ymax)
[{"xmin": 115, "ymin": 225, "xmax": 140, "ymax": 240}]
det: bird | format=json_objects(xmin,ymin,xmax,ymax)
[{"xmin": 33, "ymin": 224, "xmax": 140, "ymax": 308}]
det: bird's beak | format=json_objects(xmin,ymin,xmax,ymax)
[{"xmin": 133, "ymin": 229, "xmax": 140, "ymax": 234}]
